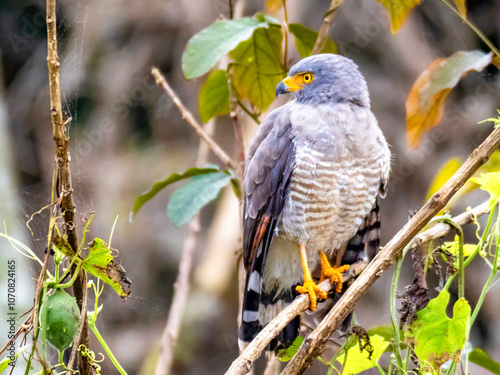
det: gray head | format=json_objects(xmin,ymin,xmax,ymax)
[{"xmin": 275, "ymin": 54, "xmax": 370, "ymax": 106}]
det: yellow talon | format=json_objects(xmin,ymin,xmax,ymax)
[
  {"xmin": 319, "ymin": 251, "xmax": 350, "ymax": 293},
  {"xmin": 296, "ymin": 244, "xmax": 327, "ymax": 311},
  {"xmin": 296, "ymin": 277, "xmax": 327, "ymax": 311}
]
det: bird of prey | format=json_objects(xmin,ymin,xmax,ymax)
[{"xmin": 239, "ymin": 54, "xmax": 391, "ymax": 352}]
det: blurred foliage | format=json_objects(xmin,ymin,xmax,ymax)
[{"xmin": 406, "ymin": 50, "xmax": 493, "ymax": 149}]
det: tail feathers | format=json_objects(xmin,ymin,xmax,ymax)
[{"xmin": 239, "ymin": 277, "xmax": 300, "ymax": 353}]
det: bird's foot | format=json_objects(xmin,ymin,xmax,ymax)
[
  {"xmin": 296, "ymin": 277, "xmax": 327, "ymax": 311},
  {"xmin": 319, "ymin": 251, "xmax": 350, "ymax": 293},
  {"xmin": 320, "ymin": 264, "xmax": 350, "ymax": 293}
]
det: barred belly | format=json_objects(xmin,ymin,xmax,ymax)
[{"xmin": 279, "ymin": 147, "xmax": 383, "ymax": 257}]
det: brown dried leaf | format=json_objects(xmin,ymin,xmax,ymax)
[{"xmin": 406, "ymin": 50, "xmax": 493, "ymax": 149}]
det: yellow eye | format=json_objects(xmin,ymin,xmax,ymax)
[{"xmin": 303, "ymin": 73, "xmax": 313, "ymax": 83}]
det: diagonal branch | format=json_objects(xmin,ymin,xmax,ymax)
[
  {"xmin": 281, "ymin": 125, "xmax": 500, "ymax": 374},
  {"xmin": 151, "ymin": 67, "xmax": 237, "ymax": 171}
]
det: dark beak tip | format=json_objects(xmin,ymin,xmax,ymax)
[{"xmin": 275, "ymin": 81, "xmax": 288, "ymax": 98}]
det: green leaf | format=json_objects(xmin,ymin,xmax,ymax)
[
  {"xmin": 276, "ymin": 336, "xmax": 304, "ymax": 362},
  {"xmin": 82, "ymin": 239, "xmax": 131, "ymax": 298},
  {"xmin": 288, "ymin": 23, "xmax": 337, "ymax": 58},
  {"xmin": 231, "ymin": 24, "xmax": 284, "ymax": 110},
  {"xmin": 182, "ymin": 18, "xmax": 270, "ymax": 79},
  {"xmin": 374, "ymin": 0, "xmax": 422, "ymax": 33},
  {"xmin": 405, "ymin": 291, "xmax": 470, "ymax": 371},
  {"xmin": 0, "ymin": 346, "xmax": 25, "ymax": 373},
  {"xmin": 406, "ymin": 50, "xmax": 493, "ymax": 149},
  {"xmin": 199, "ymin": 70, "xmax": 230, "ymax": 123},
  {"xmin": 469, "ymin": 348, "xmax": 500, "ymax": 374},
  {"xmin": 167, "ymin": 172, "xmax": 231, "ymax": 227},
  {"xmin": 471, "ymin": 172, "xmax": 500, "ymax": 206},
  {"xmin": 131, "ymin": 167, "xmax": 219, "ymax": 219},
  {"xmin": 337, "ymin": 334, "xmax": 389, "ymax": 374}
]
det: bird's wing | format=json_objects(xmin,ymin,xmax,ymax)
[{"xmin": 243, "ymin": 108, "xmax": 295, "ymax": 272}]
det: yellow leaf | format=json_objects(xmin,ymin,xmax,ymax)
[
  {"xmin": 266, "ymin": 0, "xmax": 285, "ymax": 12},
  {"xmin": 443, "ymin": 238, "xmax": 476, "ymax": 257},
  {"xmin": 471, "ymin": 172, "xmax": 500, "ymax": 206},
  {"xmin": 453, "ymin": 0, "xmax": 467, "ymax": 16},
  {"xmin": 406, "ymin": 51, "xmax": 493, "ymax": 149},
  {"xmin": 426, "ymin": 158, "xmax": 462, "ymax": 201},
  {"xmin": 374, "ymin": 0, "xmax": 421, "ymax": 33}
]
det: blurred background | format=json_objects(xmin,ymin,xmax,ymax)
[{"xmin": 1, "ymin": 0, "xmax": 500, "ymax": 373}]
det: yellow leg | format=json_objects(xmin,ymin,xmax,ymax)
[
  {"xmin": 295, "ymin": 244, "xmax": 327, "ymax": 311},
  {"xmin": 319, "ymin": 251, "xmax": 350, "ymax": 293}
]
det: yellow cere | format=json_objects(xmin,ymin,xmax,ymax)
[{"xmin": 283, "ymin": 72, "xmax": 314, "ymax": 92}]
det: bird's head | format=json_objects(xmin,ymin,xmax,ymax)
[{"xmin": 275, "ymin": 54, "xmax": 370, "ymax": 107}]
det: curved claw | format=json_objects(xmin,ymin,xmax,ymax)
[
  {"xmin": 296, "ymin": 278, "xmax": 327, "ymax": 311},
  {"xmin": 319, "ymin": 251, "xmax": 350, "ymax": 293}
]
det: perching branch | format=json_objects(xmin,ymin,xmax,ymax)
[
  {"xmin": 225, "ymin": 262, "xmax": 367, "ymax": 375},
  {"xmin": 225, "ymin": 125, "xmax": 500, "ymax": 375},
  {"xmin": 151, "ymin": 67, "xmax": 237, "ymax": 171},
  {"xmin": 311, "ymin": 0, "xmax": 343, "ymax": 55},
  {"xmin": 46, "ymin": 0, "xmax": 91, "ymax": 372},
  {"xmin": 282, "ymin": 125, "xmax": 500, "ymax": 375}
]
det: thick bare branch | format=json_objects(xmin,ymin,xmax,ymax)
[
  {"xmin": 46, "ymin": 0, "xmax": 91, "ymax": 372},
  {"xmin": 282, "ymin": 126, "xmax": 500, "ymax": 374},
  {"xmin": 151, "ymin": 67, "xmax": 237, "ymax": 171}
]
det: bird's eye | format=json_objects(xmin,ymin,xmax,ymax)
[{"xmin": 303, "ymin": 73, "xmax": 313, "ymax": 83}]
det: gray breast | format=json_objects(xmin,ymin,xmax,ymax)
[{"xmin": 279, "ymin": 142, "xmax": 384, "ymax": 255}]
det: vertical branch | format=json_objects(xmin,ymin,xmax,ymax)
[
  {"xmin": 154, "ymin": 112, "xmax": 214, "ymax": 375},
  {"xmin": 46, "ymin": 1, "xmax": 91, "ymax": 374}
]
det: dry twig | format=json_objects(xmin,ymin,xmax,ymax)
[
  {"xmin": 46, "ymin": 0, "xmax": 91, "ymax": 372},
  {"xmin": 151, "ymin": 67, "xmax": 237, "ymax": 171},
  {"xmin": 281, "ymin": 126, "xmax": 500, "ymax": 374},
  {"xmin": 311, "ymin": 0, "xmax": 343, "ymax": 55}
]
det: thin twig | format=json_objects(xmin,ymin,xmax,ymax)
[
  {"xmin": 151, "ymin": 67, "xmax": 237, "ymax": 171},
  {"xmin": 155, "ymin": 118, "xmax": 214, "ymax": 375},
  {"xmin": 311, "ymin": 0, "xmax": 343, "ymax": 55},
  {"xmin": 46, "ymin": 0, "xmax": 91, "ymax": 372},
  {"xmin": 281, "ymin": 125, "xmax": 500, "ymax": 375}
]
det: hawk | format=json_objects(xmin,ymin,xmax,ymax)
[{"xmin": 239, "ymin": 54, "xmax": 391, "ymax": 352}]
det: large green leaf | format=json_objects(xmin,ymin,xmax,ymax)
[
  {"xmin": 230, "ymin": 24, "xmax": 284, "ymax": 110},
  {"xmin": 82, "ymin": 238, "xmax": 131, "ymax": 298},
  {"xmin": 405, "ymin": 291, "xmax": 470, "ymax": 371},
  {"xmin": 288, "ymin": 23, "xmax": 337, "ymax": 58},
  {"xmin": 406, "ymin": 50, "xmax": 492, "ymax": 149},
  {"xmin": 131, "ymin": 167, "xmax": 219, "ymax": 219},
  {"xmin": 199, "ymin": 70, "xmax": 230, "ymax": 123},
  {"xmin": 337, "ymin": 334, "xmax": 389, "ymax": 374},
  {"xmin": 469, "ymin": 348, "xmax": 500, "ymax": 374},
  {"xmin": 182, "ymin": 18, "xmax": 269, "ymax": 79},
  {"xmin": 167, "ymin": 172, "xmax": 231, "ymax": 227},
  {"xmin": 373, "ymin": 0, "xmax": 422, "ymax": 33}
]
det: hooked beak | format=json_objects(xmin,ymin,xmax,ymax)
[
  {"xmin": 275, "ymin": 80, "xmax": 289, "ymax": 98},
  {"xmin": 275, "ymin": 76, "xmax": 302, "ymax": 98}
]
